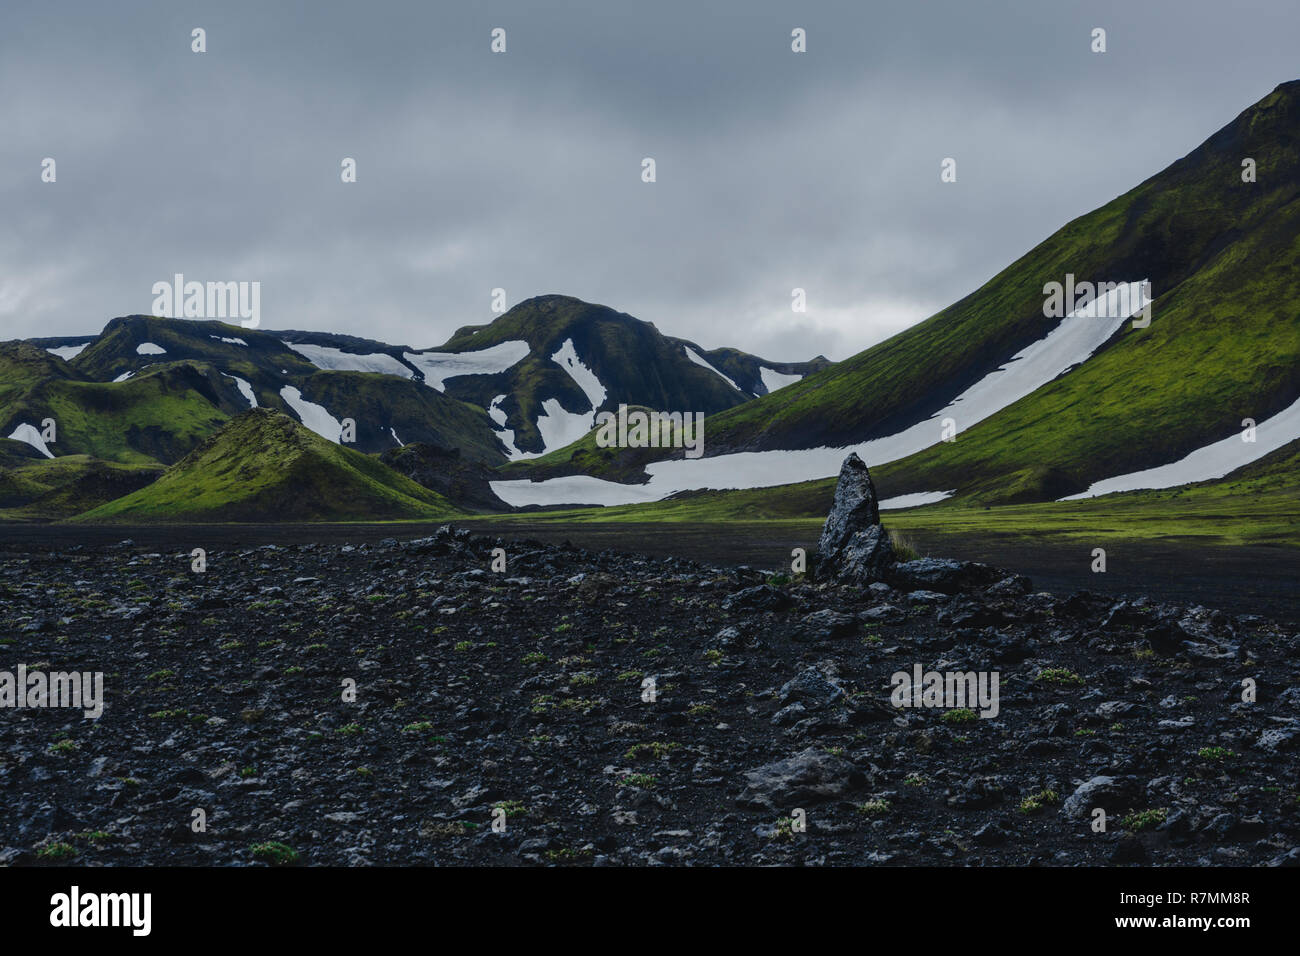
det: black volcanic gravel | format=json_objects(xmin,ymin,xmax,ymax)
[{"xmin": 2, "ymin": 526, "xmax": 1298, "ymax": 866}]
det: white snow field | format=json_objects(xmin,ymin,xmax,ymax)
[
  {"xmin": 683, "ymin": 346, "xmax": 744, "ymax": 393},
  {"xmin": 112, "ymin": 372, "xmax": 134, "ymax": 383},
  {"xmin": 7, "ymin": 423, "xmax": 55, "ymax": 458},
  {"xmin": 1062, "ymin": 392, "xmax": 1300, "ymax": 500},
  {"xmin": 45, "ymin": 344, "xmax": 88, "ymax": 360},
  {"xmin": 759, "ymin": 367, "xmax": 802, "ymax": 394},
  {"xmin": 879, "ymin": 490, "xmax": 955, "ymax": 510},
  {"xmin": 551, "ymin": 339, "xmax": 607, "ymax": 409},
  {"xmin": 491, "ymin": 281, "xmax": 1149, "ymax": 508},
  {"xmin": 136, "ymin": 342, "xmax": 166, "ymax": 355},
  {"xmin": 285, "ymin": 343, "xmax": 413, "ymax": 378},
  {"xmin": 279, "ymin": 386, "xmax": 343, "ymax": 443},
  {"xmin": 507, "ymin": 340, "xmax": 611, "ymax": 460},
  {"xmin": 402, "ymin": 340, "xmax": 530, "ymax": 392},
  {"xmin": 225, "ymin": 375, "xmax": 258, "ymax": 408},
  {"xmin": 488, "ymin": 394, "xmax": 523, "ymax": 458},
  {"xmin": 211, "ymin": 336, "xmax": 248, "ymax": 346}
]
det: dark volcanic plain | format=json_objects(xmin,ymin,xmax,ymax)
[{"xmin": 2, "ymin": 526, "xmax": 1299, "ymax": 866}]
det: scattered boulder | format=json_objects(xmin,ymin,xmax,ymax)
[
  {"xmin": 889, "ymin": 558, "xmax": 1002, "ymax": 595},
  {"xmin": 737, "ymin": 747, "xmax": 867, "ymax": 809},
  {"xmin": 777, "ymin": 665, "xmax": 846, "ymax": 710},
  {"xmin": 1060, "ymin": 775, "xmax": 1144, "ymax": 820}
]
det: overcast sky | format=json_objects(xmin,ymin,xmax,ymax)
[{"xmin": 2, "ymin": 0, "xmax": 1297, "ymax": 361}]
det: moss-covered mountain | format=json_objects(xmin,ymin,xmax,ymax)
[
  {"xmin": 507, "ymin": 80, "xmax": 1300, "ymax": 509},
  {"xmin": 430, "ymin": 294, "xmax": 828, "ymax": 453},
  {"xmin": 18, "ymin": 303, "xmax": 825, "ymax": 463},
  {"xmin": 74, "ymin": 409, "xmax": 459, "ymax": 523}
]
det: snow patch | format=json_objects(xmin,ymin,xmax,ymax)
[
  {"xmin": 112, "ymin": 372, "xmax": 134, "ymax": 383},
  {"xmin": 684, "ymin": 346, "xmax": 744, "ymax": 393},
  {"xmin": 490, "ymin": 474, "xmax": 663, "ymax": 507},
  {"xmin": 390, "ymin": 427, "xmax": 404, "ymax": 447},
  {"xmin": 136, "ymin": 342, "xmax": 166, "ymax": 355},
  {"xmin": 225, "ymin": 375, "xmax": 257, "ymax": 408},
  {"xmin": 7, "ymin": 423, "xmax": 55, "ymax": 459},
  {"xmin": 280, "ymin": 386, "xmax": 342, "ymax": 443},
  {"xmin": 759, "ymin": 366, "xmax": 802, "ymax": 394},
  {"xmin": 45, "ymin": 344, "xmax": 87, "ymax": 360},
  {"xmin": 488, "ymin": 394, "xmax": 524, "ymax": 458},
  {"xmin": 524, "ymin": 399, "xmax": 595, "ymax": 458},
  {"xmin": 1062, "ymin": 392, "xmax": 1300, "ymax": 499},
  {"xmin": 880, "ymin": 490, "xmax": 954, "ymax": 510},
  {"xmin": 551, "ymin": 339, "xmax": 607, "ymax": 410},
  {"xmin": 211, "ymin": 336, "xmax": 248, "ymax": 346},
  {"xmin": 402, "ymin": 340, "xmax": 530, "ymax": 392},
  {"xmin": 286, "ymin": 343, "xmax": 413, "ymax": 378}
]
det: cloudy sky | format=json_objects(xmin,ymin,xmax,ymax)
[{"xmin": 2, "ymin": 0, "xmax": 1297, "ymax": 361}]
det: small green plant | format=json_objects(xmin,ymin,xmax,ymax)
[
  {"xmin": 250, "ymin": 841, "xmax": 299, "ymax": 866},
  {"xmin": 38, "ymin": 842, "xmax": 78, "ymax": 861},
  {"xmin": 888, "ymin": 529, "xmax": 920, "ymax": 562},
  {"xmin": 619, "ymin": 773, "xmax": 658, "ymax": 789},
  {"xmin": 1019, "ymin": 789, "xmax": 1060, "ymax": 814},
  {"xmin": 624, "ymin": 741, "xmax": 680, "ymax": 760},
  {"xmin": 1120, "ymin": 808, "xmax": 1167, "ymax": 831},
  {"xmin": 522, "ymin": 652, "xmax": 548, "ymax": 666},
  {"xmin": 941, "ymin": 708, "xmax": 978, "ymax": 725},
  {"xmin": 495, "ymin": 800, "xmax": 528, "ymax": 817},
  {"xmin": 857, "ymin": 798, "xmax": 890, "ymax": 817},
  {"xmin": 1197, "ymin": 746, "xmax": 1237, "ymax": 762}
]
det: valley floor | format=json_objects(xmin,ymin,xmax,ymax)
[
  {"xmin": 2, "ymin": 527, "xmax": 1299, "ymax": 866},
  {"xmin": 2, "ymin": 517, "xmax": 1296, "ymax": 624}
]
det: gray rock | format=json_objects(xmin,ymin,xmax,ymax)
[
  {"xmin": 1061, "ymin": 775, "xmax": 1143, "ymax": 819},
  {"xmin": 838, "ymin": 526, "xmax": 894, "ymax": 584},
  {"xmin": 795, "ymin": 609, "xmax": 859, "ymax": 642},
  {"xmin": 818, "ymin": 453, "xmax": 881, "ymax": 559},
  {"xmin": 737, "ymin": 747, "xmax": 867, "ymax": 809},
  {"xmin": 889, "ymin": 558, "xmax": 1002, "ymax": 595},
  {"xmin": 778, "ymin": 666, "xmax": 846, "ymax": 709}
]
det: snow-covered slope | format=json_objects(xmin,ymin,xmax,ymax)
[
  {"xmin": 491, "ymin": 282, "xmax": 1149, "ymax": 507},
  {"xmin": 1063, "ymin": 393, "xmax": 1300, "ymax": 499}
]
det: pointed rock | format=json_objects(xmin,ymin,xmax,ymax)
[{"xmin": 818, "ymin": 453, "xmax": 882, "ymax": 559}]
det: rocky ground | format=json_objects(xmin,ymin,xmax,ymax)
[{"xmin": 2, "ymin": 462, "xmax": 1299, "ymax": 866}]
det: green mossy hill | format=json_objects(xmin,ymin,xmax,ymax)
[
  {"xmin": 0, "ymin": 455, "xmax": 163, "ymax": 520},
  {"xmin": 672, "ymin": 81, "xmax": 1300, "ymax": 479},
  {"xmin": 0, "ymin": 355, "xmax": 238, "ymax": 466},
  {"xmin": 72, "ymin": 408, "xmax": 459, "ymax": 523}
]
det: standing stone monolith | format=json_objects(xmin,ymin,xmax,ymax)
[{"xmin": 818, "ymin": 453, "xmax": 893, "ymax": 582}]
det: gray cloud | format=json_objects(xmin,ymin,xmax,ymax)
[{"xmin": 2, "ymin": 0, "xmax": 1297, "ymax": 360}]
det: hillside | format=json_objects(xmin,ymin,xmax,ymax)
[
  {"xmin": 496, "ymin": 81, "xmax": 1300, "ymax": 511},
  {"xmin": 73, "ymin": 409, "xmax": 459, "ymax": 523}
]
